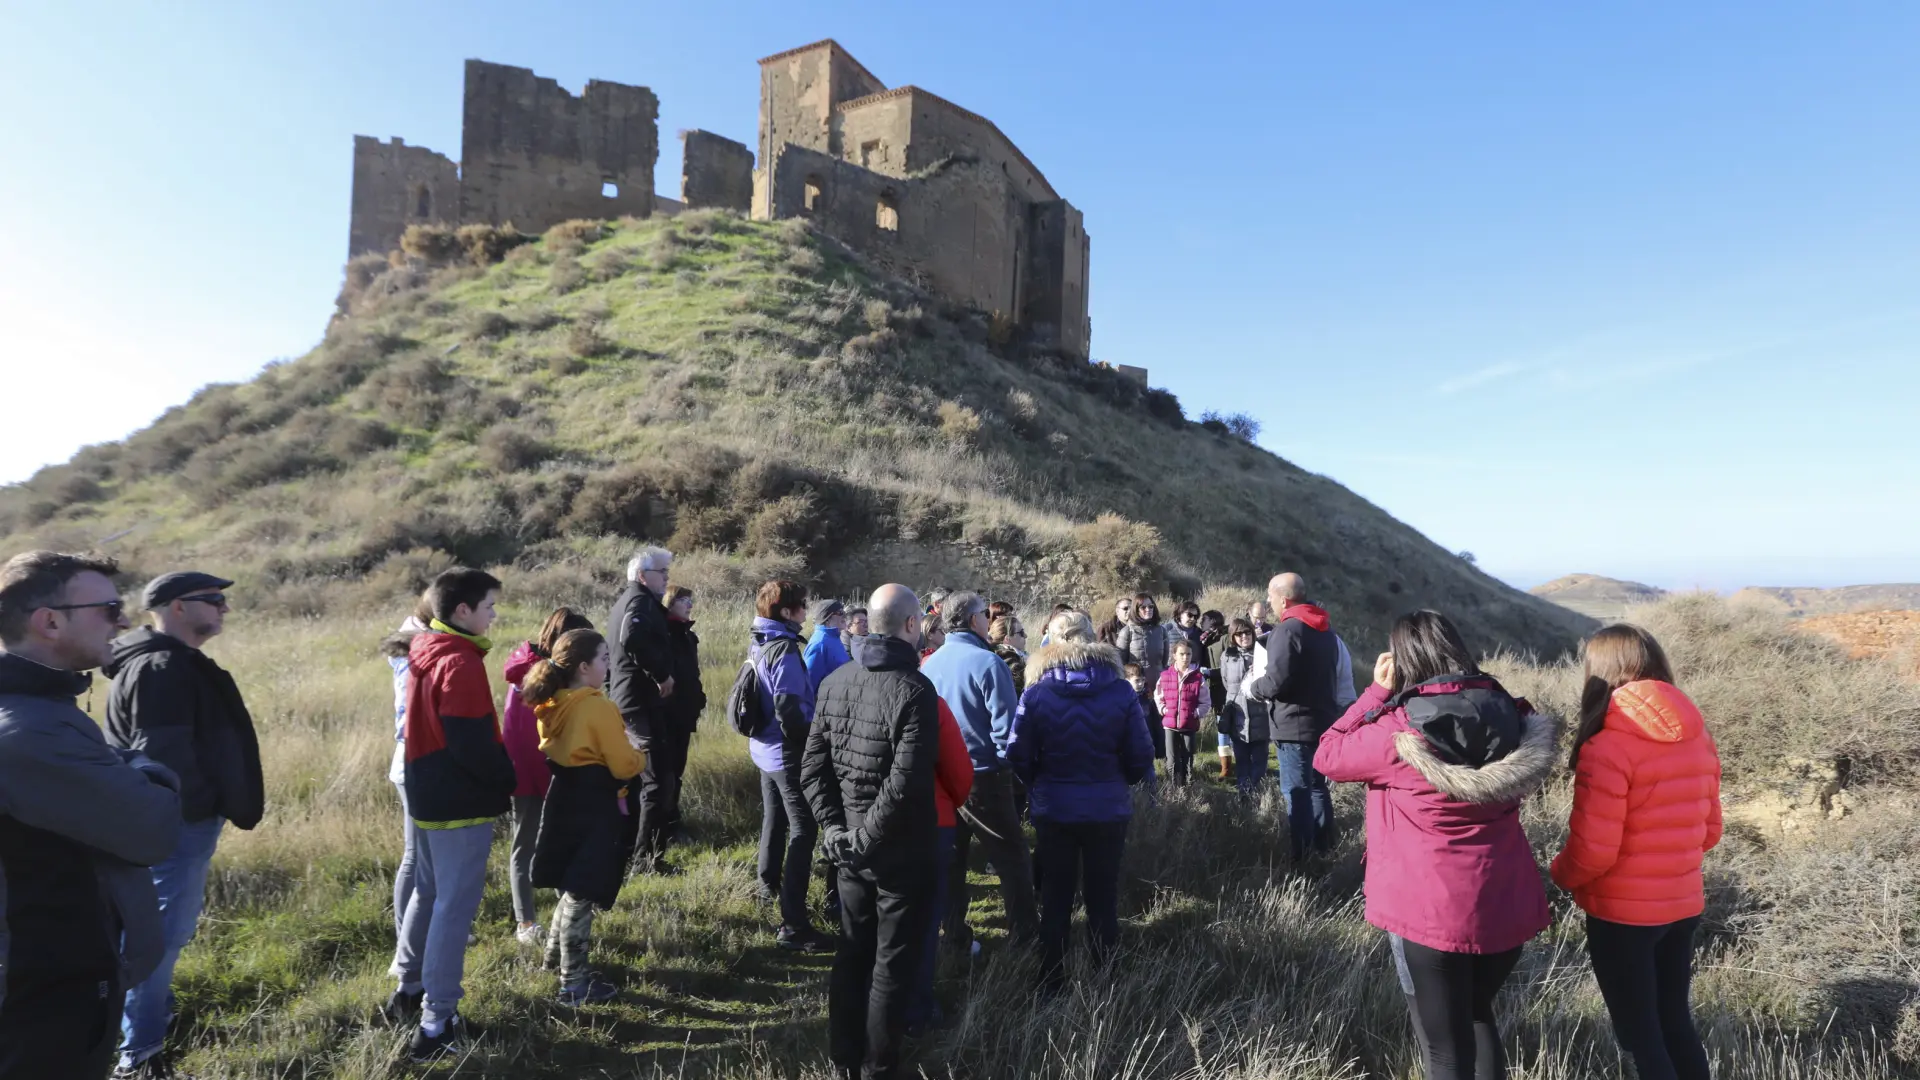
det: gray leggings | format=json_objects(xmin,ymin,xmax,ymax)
[{"xmin": 510, "ymin": 794, "xmax": 544, "ymax": 924}]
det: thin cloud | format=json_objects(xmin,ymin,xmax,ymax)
[{"xmin": 1436, "ymin": 359, "xmax": 1533, "ymax": 395}]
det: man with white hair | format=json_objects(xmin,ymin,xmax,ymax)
[
  {"xmin": 1248, "ymin": 572, "xmax": 1342, "ymax": 859},
  {"xmin": 609, "ymin": 547, "xmax": 682, "ymax": 874}
]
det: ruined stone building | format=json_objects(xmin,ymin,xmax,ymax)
[{"xmin": 349, "ymin": 40, "xmax": 1091, "ymax": 357}]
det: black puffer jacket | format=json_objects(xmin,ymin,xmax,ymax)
[
  {"xmin": 665, "ymin": 616, "xmax": 706, "ymax": 731},
  {"xmin": 105, "ymin": 628, "xmax": 264, "ymax": 829},
  {"xmin": 608, "ymin": 582, "xmax": 673, "ymax": 742},
  {"xmin": 802, "ymin": 634, "xmax": 939, "ymax": 874}
]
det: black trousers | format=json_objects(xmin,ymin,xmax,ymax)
[
  {"xmin": 628, "ymin": 721, "xmax": 691, "ymax": 865},
  {"xmin": 1586, "ymin": 915, "xmax": 1711, "ymax": 1080},
  {"xmin": 944, "ymin": 769, "xmax": 1039, "ymax": 947},
  {"xmin": 1034, "ymin": 819, "xmax": 1127, "ymax": 990},
  {"xmin": 1390, "ymin": 935, "xmax": 1523, "ymax": 1080},
  {"xmin": 832, "ymin": 865, "xmax": 933, "ymax": 1080},
  {"xmin": 758, "ymin": 767, "xmax": 818, "ymax": 930},
  {"xmin": 0, "ymin": 974, "xmax": 120, "ymax": 1080},
  {"xmin": 1166, "ymin": 729, "xmax": 1197, "ymax": 785}
]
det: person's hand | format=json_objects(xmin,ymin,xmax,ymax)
[
  {"xmin": 658, "ymin": 675, "xmax": 676, "ymax": 699},
  {"xmin": 1373, "ymin": 652, "xmax": 1395, "ymax": 689}
]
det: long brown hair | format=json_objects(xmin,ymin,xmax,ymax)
[
  {"xmin": 1132, "ymin": 593, "xmax": 1159, "ymax": 623},
  {"xmin": 1570, "ymin": 624, "xmax": 1676, "ymax": 769},
  {"xmin": 534, "ymin": 607, "xmax": 593, "ymax": 659},
  {"xmin": 522, "ymin": 629, "xmax": 606, "ymax": 706},
  {"xmin": 1388, "ymin": 610, "xmax": 1478, "ymax": 692}
]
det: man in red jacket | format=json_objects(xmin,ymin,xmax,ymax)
[{"xmin": 386, "ymin": 568, "xmax": 515, "ymax": 1061}]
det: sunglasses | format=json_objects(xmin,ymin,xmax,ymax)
[
  {"xmin": 49, "ymin": 599, "xmax": 126, "ymax": 621},
  {"xmin": 179, "ymin": 593, "xmax": 229, "ymax": 608}
]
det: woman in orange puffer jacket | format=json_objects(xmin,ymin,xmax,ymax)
[{"xmin": 1550, "ymin": 624, "xmax": 1721, "ymax": 1080}]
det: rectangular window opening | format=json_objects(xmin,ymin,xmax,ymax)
[{"xmin": 601, "ymin": 181, "xmax": 619, "ymax": 198}]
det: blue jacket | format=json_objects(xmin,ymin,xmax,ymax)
[
  {"xmin": 1007, "ymin": 640, "xmax": 1154, "ymax": 823},
  {"xmin": 803, "ymin": 624, "xmax": 851, "ymax": 692},
  {"xmin": 748, "ymin": 617, "xmax": 814, "ymax": 773},
  {"xmin": 920, "ymin": 630, "xmax": 1020, "ymax": 771}
]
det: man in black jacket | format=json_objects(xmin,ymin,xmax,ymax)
[
  {"xmin": 609, "ymin": 547, "xmax": 681, "ymax": 874},
  {"xmin": 105, "ymin": 570, "xmax": 264, "ymax": 1076},
  {"xmin": 0, "ymin": 551, "xmax": 183, "ymax": 1080},
  {"xmin": 803, "ymin": 584, "xmax": 939, "ymax": 1080},
  {"xmin": 1247, "ymin": 572, "xmax": 1341, "ymax": 859}
]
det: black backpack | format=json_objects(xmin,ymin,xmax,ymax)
[{"xmin": 726, "ymin": 654, "xmax": 766, "ymax": 738}]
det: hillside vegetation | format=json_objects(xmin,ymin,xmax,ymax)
[
  {"xmin": 0, "ymin": 211, "xmax": 1588, "ymax": 654},
  {"xmin": 1530, "ymin": 573, "xmax": 1668, "ymax": 621}
]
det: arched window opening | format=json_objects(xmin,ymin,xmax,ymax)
[
  {"xmin": 414, "ymin": 185, "xmax": 431, "ymax": 218},
  {"xmin": 803, "ymin": 175, "xmax": 824, "ymax": 213},
  {"xmin": 876, "ymin": 191, "xmax": 899, "ymax": 232}
]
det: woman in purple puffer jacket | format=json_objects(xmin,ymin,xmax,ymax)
[
  {"xmin": 1315, "ymin": 610, "xmax": 1559, "ymax": 1080},
  {"xmin": 1007, "ymin": 610, "xmax": 1155, "ymax": 993}
]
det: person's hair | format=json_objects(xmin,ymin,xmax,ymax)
[
  {"xmin": 665, "ymin": 585, "xmax": 693, "ymax": 608},
  {"xmin": 1177, "ymin": 601, "xmax": 1201, "ymax": 621},
  {"xmin": 1387, "ymin": 610, "xmax": 1478, "ymax": 692},
  {"xmin": 1200, "ymin": 609, "xmax": 1226, "ymax": 633},
  {"xmin": 1132, "ymin": 593, "xmax": 1158, "ymax": 620},
  {"xmin": 626, "ymin": 546, "xmax": 673, "ymax": 581},
  {"xmin": 1170, "ymin": 639, "xmax": 1194, "ymax": 660},
  {"xmin": 925, "ymin": 587, "xmax": 951, "ymax": 615},
  {"xmin": 846, "ymin": 606, "xmax": 867, "ymax": 618},
  {"xmin": 1046, "ymin": 610, "xmax": 1095, "ymax": 645},
  {"xmin": 989, "ymin": 614, "xmax": 1024, "ymax": 644},
  {"xmin": 521, "ymin": 629, "xmax": 607, "ymax": 706},
  {"xmin": 1228, "ymin": 617, "xmax": 1254, "ymax": 639},
  {"xmin": 1123, "ymin": 662, "xmax": 1143, "ymax": 680},
  {"xmin": 1114, "ymin": 595, "xmax": 1133, "ymax": 609},
  {"xmin": 988, "ymin": 600, "xmax": 1014, "ymax": 622},
  {"xmin": 944, "ymin": 590, "xmax": 988, "ymax": 632},
  {"xmin": 534, "ymin": 607, "xmax": 593, "ymax": 659},
  {"xmin": 427, "ymin": 568, "xmax": 502, "ymax": 626},
  {"xmin": 1052, "ymin": 603, "xmax": 1074, "ymax": 616},
  {"xmin": 0, "ymin": 550, "xmax": 120, "ymax": 645},
  {"xmin": 1570, "ymin": 624, "xmax": 1677, "ymax": 769},
  {"xmin": 756, "ymin": 579, "xmax": 807, "ymax": 620}
]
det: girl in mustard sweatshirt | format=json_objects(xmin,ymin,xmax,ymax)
[{"xmin": 524, "ymin": 629, "xmax": 646, "ymax": 1006}]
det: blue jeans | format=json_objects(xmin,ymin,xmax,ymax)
[
  {"xmin": 1231, "ymin": 736, "xmax": 1270, "ymax": 795},
  {"xmin": 909, "ymin": 826, "xmax": 956, "ymax": 1027},
  {"xmin": 1273, "ymin": 739, "xmax": 1332, "ymax": 858},
  {"xmin": 391, "ymin": 822, "xmax": 494, "ymax": 1028},
  {"xmin": 120, "ymin": 816, "xmax": 224, "ymax": 1066}
]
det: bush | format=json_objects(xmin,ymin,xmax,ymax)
[
  {"xmin": 1143, "ymin": 387, "xmax": 1185, "ymax": 425},
  {"xmin": 668, "ymin": 505, "xmax": 742, "ymax": 553},
  {"xmin": 468, "ymin": 310, "xmax": 514, "ymax": 340},
  {"xmin": 1200, "ymin": 409, "xmax": 1262, "ymax": 442},
  {"xmin": 477, "ymin": 424, "xmax": 550, "ymax": 473},
  {"xmin": 455, "ymin": 223, "xmax": 532, "ymax": 266},
  {"xmin": 568, "ymin": 322, "xmax": 614, "ymax": 359},
  {"xmin": 548, "ymin": 353, "xmax": 588, "ymax": 377},
  {"xmin": 561, "ymin": 466, "xmax": 656, "ymax": 538},
  {"xmin": 334, "ymin": 253, "xmax": 393, "ymax": 314},
  {"xmin": 398, "ymin": 223, "xmax": 462, "ymax": 264},
  {"xmin": 1070, "ymin": 512, "xmax": 1169, "ymax": 597},
  {"xmin": 936, "ymin": 401, "xmax": 983, "ymax": 446},
  {"xmin": 361, "ymin": 356, "xmax": 453, "ymax": 428},
  {"xmin": 548, "ymin": 259, "xmax": 587, "ymax": 295},
  {"xmin": 545, "ymin": 219, "xmax": 606, "ymax": 247},
  {"xmin": 741, "ymin": 492, "xmax": 824, "ymax": 557}
]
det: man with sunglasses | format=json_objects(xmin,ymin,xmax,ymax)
[
  {"xmin": 0, "ymin": 550, "xmax": 184, "ymax": 1080},
  {"xmin": 104, "ymin": 572, "xmax": 264, "ymax": 1079}
]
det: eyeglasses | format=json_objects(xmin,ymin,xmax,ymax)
[
  {"xmin": 48, "ymin": 599, "xmax": 126, "ymax": 621},
  {"xmin": 179, "ymin": 593, "xmax": 229, "ymax": 609}
]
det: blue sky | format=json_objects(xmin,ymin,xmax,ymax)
[{"xmin": 3, "ymin": 2, "xmax": 1915, "ymax": 591}]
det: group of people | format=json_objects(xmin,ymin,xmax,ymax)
[{"xmin": 0, "ymin": 545, "xmax": 1724, "ymax": 1080}]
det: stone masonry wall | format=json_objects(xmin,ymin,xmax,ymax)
[
  {"xmin": 458, "ymin": 60, "xmax": 658, "ymax": 233},
  {"xmin": 680, "ymin": 130, "xmax": 754, "ymax": 212},
  {"xmin": 347, "ymin": 136, "xmax": 460, "ymax": 257}
]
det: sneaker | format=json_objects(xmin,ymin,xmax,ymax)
[
  {"xmin": 379, "ymin": 987, "xmax": 423, "ymax": 1025},
  {"xmin": 776, "ymin": 925, "xmax": 837, "ymax": 953},
  {"xmin": 556, "ymin": 973, "xmax": 621, "ymax": 1006},
  {"xmin": 515, "ymin": 922, "xmax": 545, "ymax": 947},
  {"xmin": 110, "ymin": 1053, "xmax": 178, "ymax": 1080},
  {"xmin": 407, "ymin": 1013, "xmax": 475, "ymax": 1062}
]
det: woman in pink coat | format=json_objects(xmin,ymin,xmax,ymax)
[
  {"xmin": 1315, "ymin": 610, "xmax": 1559, "ymax": 1080},
  {"xmin": 501, "ymin": 607, "xmax": 593, "ymax": 945}
]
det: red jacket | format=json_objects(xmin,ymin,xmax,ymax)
[
  {"xmin": 501, "ymin": 642, "xmax": 553, "ymax": 799},
  {"xmin": 1316, "ymin": 682, "xmax": 1556, "ymax": 953},
  {"xmin": 403, "ymin": 631, "xmax": 516, "ymax": 826},
  {"xmin": 1550, "ymin": 680, "xmax": 1723, "ymax": 926},
  {"xmin": 1156, "ymin": 665, "xmax": 1208, "ymax": 732},
  {"xmin": 934, "ymin": 698, "xmax": 974, "ymax": 827}
]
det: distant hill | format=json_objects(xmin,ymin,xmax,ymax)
[
  {"xmin": 0, "ymin": 213, "xmax": 1594, "ymax": 656},
  {"xmin": 1530, "ymin": 573, "xmax": 1668, "ymax": 622},
  {"xmin": 1733, "ymin": 585, "xmax": 1920, "ymax": 617}
]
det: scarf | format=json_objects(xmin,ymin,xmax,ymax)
[{"xmin": 429, "ymin": 618, "xmax": 494, "ymax": 653}]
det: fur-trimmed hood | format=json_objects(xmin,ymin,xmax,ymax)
[
  {"xmin": 1025, "ymin": 640, "xmax": 1125, "ymax": 688},
  {"xmin": 1394, "ymin": 711, "xmax": 1561, "ymax": 805}
]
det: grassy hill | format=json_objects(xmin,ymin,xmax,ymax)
[
  {"xmin": 1734, "ymin": 584, "xmax": 1920, "ymax": 617},
  {"xmin": 0, "ymin": 211, "xmax": 1589, "ymax": 656},
  {"xmin": 1531, "ymin": 573, "xmax": 1668, "ymax": 621}
]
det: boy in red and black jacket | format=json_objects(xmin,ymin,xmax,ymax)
[{"xmin": 386, "ymin": 567, "xmax": 515, "ymax": 1061}]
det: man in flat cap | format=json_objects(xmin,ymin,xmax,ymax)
[
  {"xmin": 106, "ymin": 572, "xmax": 263, "ymax": 1078},
  {"xmin": 803, "ymin": 597, "xmax": 851, "ymax": 694}
]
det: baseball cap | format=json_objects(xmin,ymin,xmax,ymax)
[{"xmin": 808, "ymin": 598, "xmax": 846, "ymax": 625}]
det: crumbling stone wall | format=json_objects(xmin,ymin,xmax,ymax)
[
  {"xmin": 348, "ymin": 136, "xmax": 459, "ymax": 259},
  {"xmin": 458, "ymin": 60, "xmax": 658, "ymax": 231},
  {"xmin": 680, "ymin": 130, "xmax": 753, "ymax": 212}
]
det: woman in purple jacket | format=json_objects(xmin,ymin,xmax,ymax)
[
  {"xmin": 747, "ymin": 580, "xmax": 832, "ymax": 952},
  {"xmin": 1007, "ymin": 610, "xmax": 1155, "ymax": 993},
  {"xmin": 1315, "ymin": 611, "xmax": 1558, "ymax": 1080}
]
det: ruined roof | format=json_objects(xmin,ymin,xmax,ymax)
[
  {"xmin": 755, "ymin": 39, "xmax": 886, "ymax": 94},
  {"xmin": 835, "ymin": 85, "xmax": 1058, "ymax": 201}
]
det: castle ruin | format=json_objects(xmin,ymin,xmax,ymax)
[{"xmin": 348, "ymin": 40, "xmax": 1091, "ymax": 358}]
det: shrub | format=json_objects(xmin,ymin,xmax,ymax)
[
  {"xmin": 741, "ymin": 491, "xmax": 824, "ymax": 557},
  {"xmin": 398, "ymin": 223, "xmax": 462, "ymax": 264},
  {"xmin": 587, "ymin": 247, "xmax": 633, "ymax": 282},
  {"xmin": 334, "ymin": 253, "xmax": 393, "ymax": 314},
  {"xmin": 477, "ymin": 424, "xmax": 550, "ymax": 473},
  {"xmin": 361, "ymin": 356, "xmax": 453, "ymax": 429},
  {"xmin": 561, "ymin": 466, "xmax": 655, "ymax": 538},
  {"xmin": 545, "ymin": 219, "xmax": 606, "ymax": 247},
  {"xmin": 1070, "ymin": 512, "xmax": 1169, "ymax": 597},
  {"xmin": 455, "ymin": 223, "xmax": 532, "ymax": 265},
  {"xmin": 936, "ymin": 401, "xmax": 983, "ymax": 446},
  {"xmin": 862, "ymin": 298, "xmax": 893, "ymax": 332},
  {"xmin": 548, "ymin": 258, "xmax": 587, "ymax": 295},
  {"xmin": 1143, "ymin": 387, "xmax": 1185, "ymax": 425},
  {"xmin": 548, "ymin": 353, "xmax": 588, "ymax": 376},
  {"xmin": 1200, "ymin": 409, "xmax": 1262, "ymax": 442},
  {"xmin": 568, "ymin": 322, "xmax": 614, "ymax": 359},
  {"xmin": 467, "ymin": 310, "xmax": 514, "ymax": 340},
  {"xmin": 667, "ymin": 505, "xmax": 742, "ymax": 553}
]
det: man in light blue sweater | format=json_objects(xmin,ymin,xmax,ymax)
[{"xmin": 919, "ymin": 591, "xmax": 1037, "ymax": 947}]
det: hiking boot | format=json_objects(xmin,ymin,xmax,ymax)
[
  {"xmin": 776, "ymin": 925, "xmax": 837, "ymax": 953},
  {"xmin": 379, "ymin": 987, "xmax": 423, "ymax": 1025},
  {"xmin": 556, "ymin": 973, "xmax": 621, "ymax": 1006},
  {"xmin": 407, "ymin": 1013, "xmax": 476, "ymax": 1062},
  {"xmin": 756, "ymin": 883, "xmax": 777, "ymax": 904}
]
